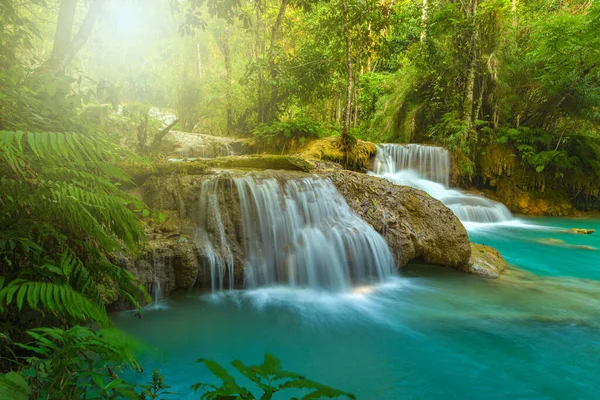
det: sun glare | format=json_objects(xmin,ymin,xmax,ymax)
[{"xmin": 109, "ymin": 1, "xmax": 143, "ymax": 33}]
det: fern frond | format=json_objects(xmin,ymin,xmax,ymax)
[{"xmin": 0, "ymin": 279, "xmax": 108, "ymax": 325}]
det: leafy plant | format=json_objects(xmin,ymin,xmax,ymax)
[
  {"xmin": 2, "ymin": 326, "xmax": 141, "ymax": 400},
  {"xmin": 252, "ymin": 118, "xmax": 330, "ymax": 153},
  {"xmin": 192, "ymin": 353, "xmax": 356, "ymax": 400},
  {"xmin": 140, "ymin": 369, "xmax": 177, "ymax": 400}
]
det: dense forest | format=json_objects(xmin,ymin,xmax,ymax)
[{"xmin": 1, "ymin": 0, "xmax": 599, "ymax": 398}]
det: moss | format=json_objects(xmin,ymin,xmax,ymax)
[
  {"xmin": 452, "ymin": 143, "xmax": 600, "ymax": 215},
  {"xmin": 463, "ymin": 243, "xmax": 508, "ymax": 278},
  {"xmin": 297, "ymin": 137, "xmax": 377, "ymax": 171},
  {"xmin": 121, "ymin": 161, "xmax": 209, "ymax": 184},
  {"xmin": 203, "ymin": 154, "xmax": 314, "ymax": 171}
]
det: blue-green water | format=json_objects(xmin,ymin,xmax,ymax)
[
  {"xmin": 114, "ymin": 218, "xmax": 600, "ymax": 399},
  {"xmin": 468, "ymin": 217, "xmax": 600, "ymax": 280}
]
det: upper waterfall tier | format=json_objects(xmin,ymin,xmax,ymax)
[
  {"xmin": 373, "ymin": 143, "xmax": 451, "ymax": 187},
  {"xmin": 194, "ymin": 175, "xmax": 395, "ymax": 292},
  {"xmin": 371, "ymin": 144, "xmax": 514, "ymax": 224}
]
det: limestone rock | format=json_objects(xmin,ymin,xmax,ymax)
[
  {"xmin": 460, "ymin": 243, "xmax": 508, "ymax": 278},
  {"xmin": 317, "ymin": 166, "xmax": 471, "ymax": 268}
]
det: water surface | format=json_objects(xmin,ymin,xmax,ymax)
[{"xmin": 115, "ymin": 218, "xmax": 600, "ymax": 400}]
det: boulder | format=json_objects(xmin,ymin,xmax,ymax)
[
  {"xmin": 316, "ymin": 165, "xmax": 471, "ymax": 268},
  {"xmin": 460, "ymin": 243, "xmax": 508, "ymax": 278},
  {"xmin": 127, "ymin": 160, "xmax": 473, "ymax": 297}
]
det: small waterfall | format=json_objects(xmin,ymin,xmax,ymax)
[
  {"xmin": 195, "ymin": 175, "xmax": 395, "ymax": 292},
  {"xmin": 373, "ymin": 144, "xmax": 450, "ymax": 186},
  {"xmin": 150, "ymin": 249, "xmax": 163, "ymax": 308},
  {"xmin": 372, "ymin": 144, "xmax": 514, "ymax": 224},
  {"xmin": 236, "ymin": 177, "xmax": 394, "ymax": 291},
  {"xmin": 195, "ymin": 179, "xmax": 235, "ymax": 291},
  {"xmin": 168, "ymin": 132, "xmax": 237, "ymax": 161}
]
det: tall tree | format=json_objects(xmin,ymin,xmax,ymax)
[
  {"xmin": 45, "ymin": 0, "xmax": 107, "ymax": 73},
  {"xmin": 341, "ymin": 0, "xmax": 353, "ymax": 144}
]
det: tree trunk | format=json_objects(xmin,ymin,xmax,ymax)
[
  {"xmin": 266, "ymin": 0, "xmax": 289, "ymax": 123},
  {"xmin": 420, "ymin": 0, "xmax": 429, "ymax": 42},
  {"xmin": 353, "ymin": 68, "xmax": 359, "ymax": 128},
  {"xmin": 341, "ymin": 0, "xmax": 353, "ymax": 145},
  {"xmin": 49, "ymin": 0, "xmax": 77, "ymax": 64},
  {"xmin": 223, "ymin": 24, "xmax": 233, "ymax": 134},
  {"xmin": 151, "ymin": 119, "xmax": 179, "ymax": 150},
  {"xmin": 45, "ymin": 0, "xmax": 107, "ymax": 74},
  {"xmin": 255, "ymin": 4, "xmax": 264, "ymax": 123},
  {"xmin": 463, "ymin": 0, "xmax": 478, "ymax": 130},
  {"xmin": 511, "ymin": 0, "xmax": 517, "ymax": 27}
]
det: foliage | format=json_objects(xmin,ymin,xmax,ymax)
[
  {"xmin": 192, "ymin": 353, "xmax": 356, "ymax": 400},
  {"xmin": 360, "ymin": 0, "xmax": 600, "ymax": 194},
  {"xmin": 140, "ymin": 369, "xmax": 177, "ymax": 400},
  {"xmin": 0, "ymin": 130, "xmax": 148, "ymax": 331},
  {"xmin": 1, "ymin": 326, "xmax": 141, "ymax": 400},
  {"xmin": 252, "ymin": 118, "xmax": 334, "ymax": 153}
]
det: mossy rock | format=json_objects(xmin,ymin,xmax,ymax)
[
  {"xmin": 203, "ymin": 154, "xmax": 314, "ymax": 172},
  {"xmin": 297, "ymin": 137, "xmax": 377, "ymax": 171},
  {"xmin": 121, "ymin": 161, "xmax": 209, "ymax": 184},
  {"xmin": 459, "ymin": 243, "xmax": 508, "ymax": 278}
]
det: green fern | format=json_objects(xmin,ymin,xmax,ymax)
[
  {"xmin": 0, "ymin": 279, "xmax": 107, "ymax": 324},
  {"xmin": 1, "ymin": 130, "xmax": 148, "ymax": 328},
  {"xmin": 8, "ymin": 326, "xmax": 142, "ymax": 400}
]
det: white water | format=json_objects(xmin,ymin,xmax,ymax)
[
  {"xmin": 195, "ymin": 178, "xmax": 235, "ymax": 291},
  {"xmin": 147, "ymin": 248, "xmax": 167, "ymax": 310},
  {"xmin": 195, "ymin": 176, "xmax": 395, "ymax": 292},
  {"xmin": 372, "ymin": 144, "xmax": 514, "ymax": 226}
]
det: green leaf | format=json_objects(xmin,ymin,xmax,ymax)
[
  {"xmin": 262, "ymin": 353, "xmax": 281, "ymax": 374},
  {"xmin": 16, "ymin": 284, "xmax": 27, "ymax": 311},
  {"xmin": 0, "ymin": 372, "xmax": 31, "ymax": 400},
  {"xmin": 197, "ymin": 359, "xmax": 238, "ymax": 387}
]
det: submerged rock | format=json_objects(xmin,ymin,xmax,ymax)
[
  {"xmin": 459, "ymin": 243, "xmax": 508, "ymax": 278},
  {"xmin": 565, "ymin": 228, "xmax": 595, "ymax": 234},
  {"xmin": 534, "ymin": 238, "xmax": 597, "ymax": 251}
]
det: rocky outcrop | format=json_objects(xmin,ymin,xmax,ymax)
[
  {"xmin": 203, "ymin": 154, "xmax": 314, "ymax": 172},
  {"xmin": 108, "ymin": 236, "xmax": 198, "ymax": 310},
  {"xmin": 454, "ymin": 143, "xmax": 600, "ymax": 215},
  {"xmin": 123, "ymin": 155, "xmax": 478, "ymax": 300},
  {"xmin": 460, "ymin": 243, "xmax": 508, "ymax": 278},
  {"xmin": 316, "ymin": 164, "xmax": 471, "ymax": 268},
  {"xmin": 297, "ymin": 137, "xmax": 377, "ymax": 171},
  {"xmin": 165, "ymin": 131, "xmax": 254, "ymax": 159}
]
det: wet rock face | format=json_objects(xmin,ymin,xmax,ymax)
[
  {"xmin": 166, "ymin": 131, "xmax": 254, "ymax": 159},
  {"xmin": 460, "ymin": 243, "xmax": 508, "ymax": 278},
  {"xmin": 317, "ymin": 166, "xmax": 471, "ymax": 268},
  {"xmin": 127, "ymin": 162, "xmax": 473, "ymax": 300}
]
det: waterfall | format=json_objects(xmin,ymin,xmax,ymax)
[
  {"xmin": 372, "ymin": 144, "xmax": 514, "ymax": 224},
  {"xmin": 373, "ymin": 143, "xmax": 450, "ymax": 187},
  {"xmin": 195, "ymin": 179, "xmax": 235, "ymax": 291},
  {"xmin": 195, "ymin": 175, "xmax": 395, "ymax": 292},
  {"xmin": 149, "ymin": 248, "xmax": 164, "ymax": 310}
]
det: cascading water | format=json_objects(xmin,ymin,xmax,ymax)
[
  {"xmin": 236, "ymin": 177, "xmax": 394, "ymax": 291},
  {"xmin": 373, "ymin": 144, "xmax": 451, "ymax": 186},
  {"xmin": 195, "ymin": 175, "xmax": 395, "ymax": 292},
  {"xmin": 148, "ymin": 248, "xmax": 165, "ymax": 310},
  {"xmin": 372, "ymin": 144, "xmax": 514, "ymax": 224},
  {"xmin": 195, "ymin": 179, "xmax": 235, "ymax": 291}
]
